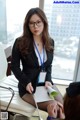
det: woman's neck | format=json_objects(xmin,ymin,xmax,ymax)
[
  {"xmin": 33, "ymin": 36, "xmax": 43, "ymax": 53},
  {"xmin": 33, "ymin": 35, "xmax": 42, "ymax": 45}
]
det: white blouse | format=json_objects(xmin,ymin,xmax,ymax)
[{"xmin": 34, "ymin": 46, "xmax": 47, "ymax": 66}]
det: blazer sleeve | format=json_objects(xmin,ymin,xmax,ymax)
[
  {"xmin": 11, "ymin": 39, "xmax": 31, "ymax": 88},
  {"xmin": 45, "ymin": 64, "xmax": 52, "ymax": 82},
  {"xmin": 45, "ymin": 39, "xmax": 54, "ymax": 84}
]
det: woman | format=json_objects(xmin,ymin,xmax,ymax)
[
  {"xmin": 64, "ymin": 82, "xmax": 80, "ymax": 120},
  {"xmin": 11, "ymin": 7, "xmax": 63, "ymax": 119},
  {"xmin": 48, "ymin": 82, "xmax": 80, "ymax": 120}
]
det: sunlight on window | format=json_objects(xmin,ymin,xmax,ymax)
[
  {"xmin": 6, "ymin": 0, "xmax": 39, "ymax": 43},
  {"xmin": 56, "ymin": 15, "xmax": 62, "ymax": 26},
  {"xmin": 44, "ymin": 0, "xmax": 80, "ymax": 81}
]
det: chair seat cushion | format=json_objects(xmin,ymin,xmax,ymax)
[{"xmin": 0, "ymin": 75, "xmax": 36, "ymax": 117}]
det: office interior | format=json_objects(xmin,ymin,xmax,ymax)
[{"xmin": 0, "ymin": 0, "xmax": 80, "ymax": 120}]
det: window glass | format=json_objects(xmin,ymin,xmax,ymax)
[
  {"xmin": 0, "ymin": 0, "xmax": 39, "ymax": 44},
  {"xmin": 0, "ymin": 0, "xmax": 7, "ymax": 43},
  {"xmin": 44, "ymin": 0, "xmax": 80, "ymax": 81},
  {"xmin": 7, "ymin": 0, "xmax": 39, "ymax": 44}
]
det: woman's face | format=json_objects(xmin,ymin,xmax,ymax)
[{"xmin": 29, "ymin": 14, "xmax": 44, "ymax": 37}]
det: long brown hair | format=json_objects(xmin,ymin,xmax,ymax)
[
  {"xmin": 64, "ymin": 84, "xmax": 80, "ymax": 120},
  {"xmin": 16, "ymin": 7, "xmax": 54, "ymax": 56}
]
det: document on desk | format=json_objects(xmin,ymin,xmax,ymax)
[{"xmin": 34, "ymin": 86, "xmax": 57, "ymax": 103}]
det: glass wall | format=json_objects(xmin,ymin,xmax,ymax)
[
  {"xmin": 73, "ymin": 39, "xmax": 80, "ymax": 82},
  {"xmin": 0, "ymin": 0, "xmax": 7, "ymax": 43},
  {"xmin": 44, "ymin": 0, "xmax": 80, "ymax": 81},
  {"xmin": 0, "ymin": 0, "xmax": 80, "ymax": 83},
  {"xmin": 0, "ymin": 0, "xmax": 39, "ymax": 44}
]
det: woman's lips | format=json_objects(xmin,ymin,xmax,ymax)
[{"xmin": 34, "ymin": 30, "xmax": 39, "ymax": 33}]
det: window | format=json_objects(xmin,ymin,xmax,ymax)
[
  {"xmin": 0, "ymin": 0, "xmax": 80, "ymax": 84},
  {"xmin": 44, "ymin": 0, "xmax": 80, "ymax": 83},
  {"xmin": 73, "ymin": 39, "xmax": 80, "ymax": 82},
  {"xmin": 0, "ymin": 0, "xmax": 39, "ymax": 44},
  {"xmin": 0, "ymin": 0, "xmax": 7, "ymax": 43}
]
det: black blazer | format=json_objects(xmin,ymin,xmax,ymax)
[{"xmin": 11, "ymin": 38, "xmax": 54, "ymax": 97}]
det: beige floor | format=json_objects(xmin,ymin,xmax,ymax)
[
  {"xmin": 10, "ymin": 84, "xmax": 68, "ymax": 120},
  {"xmin": 56, "ymin": 84, "xmax": 68, "ymax": 96}
]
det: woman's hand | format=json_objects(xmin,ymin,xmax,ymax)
[
  {"xmin": 47, "ymin": 101, "xmax": 58, "ymax": 118},
  {"xmin": 58, "ymin": 107, "xmax": 65, "ymax": 119},
  {"xmin": 57, "ymin": 102, "xmax": 65, "ymax": 119},
  {"xmin": 47, "ymin": 101, "xmax": 65, "ymax": 119},
  {"xmin": 45, "ymin": 81, "xmax": 52, "ymax": 88},
  {"xmin": 26, "ymin": 82, "xmax": 34, "ymax": 94}
]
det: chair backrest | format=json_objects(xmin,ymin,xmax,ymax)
[{"xmin": 0, "ymin": 42, "xmax": 7, "ymax": 80}]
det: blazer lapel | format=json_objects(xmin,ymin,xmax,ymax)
[{"xmin": 31, "ymin": 49, "xmax": 39, "ymax": 67}]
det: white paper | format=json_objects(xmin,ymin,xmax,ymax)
[{"xmin": 34, "ymin": 86, "xmax": 54, "ymax": 103}]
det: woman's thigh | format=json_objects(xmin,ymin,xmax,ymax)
[
  {"xmin": 52, "ymin": 85, "xmax": 63, "ymax": 104},
  {"xmin": 22, "ymin": 93, "xmax": 56, "ymax": 111}
]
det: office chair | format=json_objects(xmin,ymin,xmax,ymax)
[{"xmin": 0, "ymin": 42, "xmax": 36, "ymax": 120}]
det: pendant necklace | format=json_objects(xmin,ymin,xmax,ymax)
[{"xmin": 37, "ymin": 43, "xmax": 39, "ymax": 46}]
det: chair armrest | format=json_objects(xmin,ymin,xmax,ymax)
[{"xmin": 0, "ymin": 86, "xmax": 14, "ymax": 111}]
